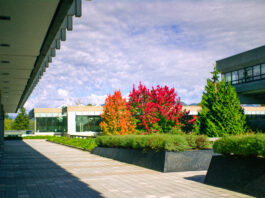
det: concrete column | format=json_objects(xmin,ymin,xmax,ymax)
[
  {"xmin": 67, "ymin": 112, "xmax": 76, "ymax": 133},
  {"xmin": 0, "ymin": 104, "xmax": 4, "ymax": 150}
]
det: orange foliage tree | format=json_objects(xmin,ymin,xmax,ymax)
[{"xmin": 100, "ymin": 90, "xmax": 136, "ymax": 135}]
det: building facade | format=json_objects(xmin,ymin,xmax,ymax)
[
  {"xmin": 217, "ymin": 45, "xmax": 265, "ymax": 104},
  {"xmin": 34, "ymin": 106, "xmax": 103, "ymax": 136},
  {"xmin": 33, "ymin": 105, "xmax": 265, "ymax": 135}
]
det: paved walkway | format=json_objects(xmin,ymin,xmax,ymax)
[{"xmin": 0, "ymin": 140, "xmax": 253, "ymax": 198}]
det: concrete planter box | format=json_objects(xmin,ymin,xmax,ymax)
[
  {"xmin": 205, "ymin": 155, "xmax": 265, "ymax": 197},
  {"xmin": 91, "ymin": 147, "xmax": 214, "ymax": 172}
]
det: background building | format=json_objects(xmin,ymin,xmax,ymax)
[
  {"xmin": 33, "ymin": 106, "xmax": 103, "ymax": 136},
  {"xmin": 217, "ymin": 45, "xmax": 265, "ymax": 104},
  {"xmin": 33, "ymin": 105, "xmax": 265, "ymax": 135}
]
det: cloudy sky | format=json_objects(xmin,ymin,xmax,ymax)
[{"xmin": 24, "ymin": 0, "xmax": 265, "ymax": 110}]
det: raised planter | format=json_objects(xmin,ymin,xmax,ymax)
[
  {"xmin": 205, "ymin": 155, "xmax": 265, "ymax": 197},
  {"xmin": 91, "ymin": 147, "xmax": 215, "ymax": 172}
]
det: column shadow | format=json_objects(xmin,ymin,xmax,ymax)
[
  {"xmin": 184, "ymin": 174, "xmax": 206, "ymax": 183},
  {"xmin": 0, "ymin": 140, "xmax": 104, "ymax": 198}
]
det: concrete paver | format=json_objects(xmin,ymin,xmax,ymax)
[{"xmin": 0, "ymin": 140, "xmax": 253, "ymax": 198}]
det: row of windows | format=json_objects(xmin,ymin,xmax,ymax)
[
  {"xmin": 222, "ymin": 63, "xmax": 265, "ymax": 84},
  {"xmin": 246, "ymin": 115, "xmax": 265, "ymax": 119},
  {"xmin": 36, "ymin": 115, "xmax": 102, "ymax": 132},
  {"xmin": 36, "ymin": 117, "xmax": 67, "ymax": 132}
]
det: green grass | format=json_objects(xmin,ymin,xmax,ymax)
[
  {"xmin": 23, "ymin": 135, "xmax": 53, "ymax": 139},
  {"xmin": 213, "ymin": 134, "xmax": 265, "ymax": 157},
  {"xmin": 95, "ymin": 134, "xmax": 210, "ymax": 152},
  {"xmin": 47, "ymin": 136, "xmax": 97, "ymax": 151}
]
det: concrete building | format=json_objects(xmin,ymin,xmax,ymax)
[
  {"xmin": 32, "ymin": 105, "xmax": 265, "ymax": 135},
  {"xmin": 0, "ymin": 0, "xmax": 82, "ymax": 148},
  {"xmin": 217, "ymin": 45, "xmax": 265, "ymax": 104},
  {"xmin": 33, "ymin": 106, "xmax": 103, "ymax": 136}
]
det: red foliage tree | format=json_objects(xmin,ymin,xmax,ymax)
[
  {"xmin": 100, "ymin": 90, "xmax": 136, "ymax": 135},
  {"xmin": 127, "ymin": 82, "xmax": 196, "ymax": 133}
]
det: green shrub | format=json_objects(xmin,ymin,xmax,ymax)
[
  {"xmin": 48, "ymin": 136, "xmax": 97, "ymax": 151},
  {"xmin": 164, "ymin": 135, "xmax": 189, "ymax": 151},
  {"xmin": 96, "ymin": 134, "xmax": 210, "ymax": 152},
  {"xmin": 185, "ymin": 134, "xmax": 196, "ymax": 148},
  {"xmin": 131, "ymin": 136, "xmax": 148, "ymax": 149},
  {"xmin": 168, "ymin": 127, "xmax": 185, "ymax": 135},
  {"xmin": 4, "ymin": 135, "xmax": 22, "ymax": 140},
  {"xmin": 23, "ymin": 135, "xmax": 52, "ymax": 139},
  {"xmin": 195, "ymin": 135, "xmax": 210, "ymax": 149},
  {"xmin": 213, "ymin": 134, "xmax": 265, "ymax": 157}
]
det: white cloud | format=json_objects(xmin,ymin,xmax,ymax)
[
  {"xmin": 24, "ymin": 0, "xmax": 265, "ymax": 110},
  {"xmin": 57, "ymin": 89, "xmax": 69, "ymax": 98}
]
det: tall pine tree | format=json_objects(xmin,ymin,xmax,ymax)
[
  {"xmin": 13, "ymin": 107, "xmax": 29, "ymax": 130},
  {"xmin": 195, "ymin": 66, "xmax": 246, "ymax": 137}
]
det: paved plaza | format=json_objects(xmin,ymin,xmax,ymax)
[{"xmin": 0, "ymin": 140, "xmax": 253, "ymax": 198}]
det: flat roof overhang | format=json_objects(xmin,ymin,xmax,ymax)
[
  {"xmin": 0, "ymin": 0, "xmax": 81, "ymax": 113},
  {"xmin": 216, "ymin": 45, "xmax": 265, "ymax": 73}
]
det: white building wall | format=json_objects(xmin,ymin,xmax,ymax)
[{"xmin": 67, "ymin": 112, "xmax": 76, "ymax": 133}]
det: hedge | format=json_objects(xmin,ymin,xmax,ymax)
[
  {"xmin": 4, "ymin": 135, "xmax": 51, "ymax": 140},
  {"xmin": 213, "ymin": 134, "xmax": 265, "ymax": 157},
  {"xmin": 95, "ymin": 134, "xmax": 210, "ymax": 152},
  {"xmin": 47, "ymin": 136, "xmax": 97, "ymax": 151}
]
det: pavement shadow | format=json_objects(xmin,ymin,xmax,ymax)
[
  {"xmin": 184, "ymin": 174, "xmax": 206, "ymax": 183},
  {"xmin": 0, "ymin": 140, "xmax": 104, "ymax": 198}
]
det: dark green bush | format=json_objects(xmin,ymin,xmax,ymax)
[
  {"xmin": 213, "ymin": 134, "xmax": 265, "ymax": 157},
  {"xmin": 96, "ymin": 134, "xmax": 210, "ymax": 152},
  {"xmin": 5, "ymin": 135, "xmax": 59, "ymax": 140},
  {"xmin": 47, "ymin": 136, "xmax": 97, "ymax": 151},
  {"xmin": 4, "ymin": 135, "xmax": 22, "ymax": 140}
]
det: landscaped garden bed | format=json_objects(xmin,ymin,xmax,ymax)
[
  {"xmin": 92, "ymin": 134, "xmax": 214, "ymax": 172},
  {"xmin": 205, "ymin": 134, "xmax": 265, "ymax": 197},
  {"xmin": 47, "ymin": 136, "xmax": 97, "ymax": 151},
  {"xmin": 4, "ymin": 135, "xmax": 53, "ymax": 140}
]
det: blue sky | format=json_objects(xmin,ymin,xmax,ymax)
[{"xmin": 24, "ymin": 0, "xmax": 265, "ymax": 110}]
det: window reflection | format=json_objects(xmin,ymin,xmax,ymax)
[
  {"xmin": 246, "ymin": 67, "xmax": 253, "ymax": 82},
  {"xmin": 76, "ymin": 115, "xmax": 101, "ymax": 132},
  {"xmin": 253, "ymin": 65, "xmax": 260, "ymax": 80},
  {"xmin": 232, "ymin": 71, "xmax": 238, "ymax": 84},
  {"xmin": 262, "ymin": 64, "xmax": 265, "ymax": 78},
  {"xmin": 36, "ymin": 116, "xmax": 67, "ymax": 132},
  {"xmin": 238, "ymin": 69, "xmax": 245, "ymax": 83},
  {"xmin": 225, "ymin": 72, "xmax": 231, "ymax": 82}
]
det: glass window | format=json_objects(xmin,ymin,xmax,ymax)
[
  {"xmin": 76, "ymin": 115, "xmax": 101, "ymax": 132},
  {"xmin": 221, "ymin": 74, "xmax": 225, "ymax": 81},
  {"xmin": 36, "ymin": 116, "xmax": 67, "ymax": 132},
  {"xmin": 225, "ymin": 72, "xmax": 231, "ymax": 83},
  {"xmin": 261, "ymin": 63, "xmax": 265, "ymax": 78},
  {"xmin": 238, "ymin": 69, "xmax": 245, "ymax": 83},
  {"xmin": 231, "ymin": 71, "xmax": 238, "ymax": 84},
  {"xmin": 246, "ymin": 67, "xmax": 253, "ymax": 82},
  {"xmin": 253, "ymin": 65, "xmax": 261, "ymax": 80}
]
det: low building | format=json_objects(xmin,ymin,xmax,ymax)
[
  {"xmin": 32, "ymin": 105, "xmax": 265, "ymax": 135},
  {"xmin": 33, "ymin": 106, "xmax": 103, "ymax": 136}
]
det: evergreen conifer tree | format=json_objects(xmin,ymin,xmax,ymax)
[
  {"xmin": 195, "ymin": 66, "xmax": 246, "ymax": 137},
  {"xmin": 13, "ymin": 107, "xmax": 29, "ymax": 130}
]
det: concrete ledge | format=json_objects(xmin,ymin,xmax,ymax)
[
  {"xmin": 205, "ymin": 155, "xmax": 265, "ymax": 197},
  {"xmin": 91, "ymin": 147, "xmax": 214, "ymax": 172}
]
